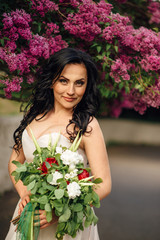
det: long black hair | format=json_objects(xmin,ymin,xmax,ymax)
[{"xmin": 13, "ymin": 48, "xmax": 100, "ymax": 152}]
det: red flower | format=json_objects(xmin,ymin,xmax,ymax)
[
  {"xmin": 38, "ymin": 157, "xmax": 58, "ymax": 175},
  {"xmin": 46, "ymin": 157, "xmax": 58, "ymax": 166},
  {"xmin": 78, "ymin": 169, "xmax": 89, "ymax": 180},
  {"xmin": 39, "ymin": 162, "xmax": 48, "ymax": 174},
  {"xmin": 66, "ymin": 180, "xmax": 70, "ymax": 185}
]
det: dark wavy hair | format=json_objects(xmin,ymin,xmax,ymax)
[{"xmin": 13, "ymin": 48, "xmax": 100, "ymax": 152}]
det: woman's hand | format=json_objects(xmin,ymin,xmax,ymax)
[
  {"xmin": 36, "ymin": 210, "xmax": 58, "ymax": 229},
  {"xmin": 18, "ymin": 194, "xmax": 30, "ymax": 215}
]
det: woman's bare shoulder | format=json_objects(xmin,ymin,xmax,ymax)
[
  {"xmin": 87, "ymin": 117, "xmax": 101, "ymax": 133},
  {"xmin": 83, "ymin": 117, "xmax": 102, "ymax": 141}
]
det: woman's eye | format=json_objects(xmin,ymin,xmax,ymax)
[
  {"xmin": 76, "ymin": 81, "xmax": 85, "ymax": 86},
  {"xmin": 59, "ymin": 79, "xmax": 67, "ymax": 84}
]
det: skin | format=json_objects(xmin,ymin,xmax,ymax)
[{"xmin": 8, "ymin": 63, "xmax": 111, "ymax": 230}]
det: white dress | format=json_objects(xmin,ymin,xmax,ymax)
[{"xmin": 5, "ymin": 129, "xmax": 100, "ymax": 240}]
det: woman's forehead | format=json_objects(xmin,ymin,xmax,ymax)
[{"xmin": 60, "ymin": 63, "xmax": 87, "ymax": 79}]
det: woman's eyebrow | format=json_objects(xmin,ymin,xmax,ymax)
[{"xmin": 60, "ymin": 75, "xmax": 86, "ymax": 81}]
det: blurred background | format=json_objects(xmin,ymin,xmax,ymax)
[{"xmin": 0, "ymin": 99, "xmax": 160, "ymax": 240}]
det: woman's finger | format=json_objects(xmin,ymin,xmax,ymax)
[{"xmin": 40, "ymin": 222, "xmax": 51, "ymax": 229}]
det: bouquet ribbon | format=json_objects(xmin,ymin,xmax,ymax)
[{"xmin": 15, "ymin": 202, "xmax": 40, "ymax": 240}]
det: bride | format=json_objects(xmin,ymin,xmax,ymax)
[{"xmin": 6, "ymin": 48, "xmax": 111, "ymax": 240}]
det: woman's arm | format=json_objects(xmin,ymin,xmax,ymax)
[
  {"xmin": 83, "ymin": 118, "xmax": 112, "ymax": 200},
  {"xmin": 8, "ymin": 148, "xmax": 30, "ymax": 213},
  {"xmin": 9, "ymin": 147, "xmax": 58, "ymax": 228}
]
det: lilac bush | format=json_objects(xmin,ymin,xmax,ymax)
[{"xmin": 0, "ymin": 0, "xmax": 160, "ymax": 117}]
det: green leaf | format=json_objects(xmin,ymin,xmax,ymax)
[
  {"xmin": 3, "ymin": 37, "xmax": 10, "ymax": 41},
  {"xmin": 93, "ymin": 214, "xmax": 98, "ymax": 225},
  {"xmin": 45, "ymin": 203, "xmax": 51, "ymax": 212},
  {"xmin": 57, "ymin": 222, "xmax": 65, "ymax": 232},
  {"xmin": 11, "ymin": 171, "xmax": 17, "ymax": 177},
  {"xmin": 84, "ymin": 219, "xmax": 91, "ymax": 228},
  {"xmin": 38, "ymin": 195, "xmax": 48, "ymax": 204},
  {"xmin": 93, "ymin": 178, "xmax": 103, "ymax": 184},
  {"xmin": 38, "ymin": 187, "xmax": 46, "ymax": 195},
  {"xmin": 73, "ymin": 203, "xmax": 83, "ymax": 212},
  {"xmin": 16, "ymin": 165, "xmax": 27, "ymax": 173},
  {"xmin": 55, "ymin": 189, "xmax": 64, "ymax": 200},
  {"xmin": 47, "ymin": 174, "xmax": 53, "ymax": 183},
  {"xmin": 46, "ymin": 211, "xmax": 52, "ymax": 222},
  {"xmin": 97, "ymin": 46, "xmax": 101, "ymax": 53},
  {"xmin": 66, "ymin": 221, "xmax": 72, "ymax": 234},
  {"xmin": 45, "ymin": 161, "xmax": 51, "ymax": 169},
  {"xmin": 86, "ymin": 205, "xmax": 92, "ymax": 216},
  {"xmin": 106, "ymin": 44, "xmax": 111, "ymax": 51},
  {"xmin": 92, "ymin": 192, "xmax": 100, "ymax": 208},
  {"xmin": 27, "ymin": 180, "xmax": 36, "ymax": 190},
  {"xmin": 77, "ymin": 212, "xmax": 83, "ymax": 223},
  {"xmin": 0, "ymin": 39, "xmax": 4, "ymax": 47},
  {"xmin": 30, "ymin": 182, "xmax": 38, "ymax": 194},
  {"xmin": 84, "ymin": 193, "xmax": 92, "ymax": 205},
  {"xmin": 12, "ymin": 160, "xmax": 22, "ymax": 168},
  {"xmin": 114, "ymin": 45, "xmax": 118, "ymax": 53},
  {"xmin": 15, "ymin": 173, "xmax": 20, "ymax": 183},
  {"xmin": 59, "ymin": 181, "xmax": 67, "ymax": 188},
  {"xmin": 59, "ymin": 208, "xmax": 71, "ymax": 223}
]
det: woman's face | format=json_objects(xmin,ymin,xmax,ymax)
[{"xmin": 52, "ymin": 63, "xmax": 88, "ymax": 111}]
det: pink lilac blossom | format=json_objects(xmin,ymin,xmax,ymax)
[
  {"xmin": 2, "ymin": 10, "xmax": 32, "ymax": 41},
  {"xmin": 22, "ymin": 49, "xmax": 38, "ymax": 66},
  {"xmin": 29, "ymin": 34, "xmax": 68, "ymax": 59},
  {"xmin": 2, "ymin": 76, "xmax": 23, "ymax": 98},
  {"xmin": 26, "ymin": 74, "xmax": 36, "ymax": 84},
  {"xmin": 45, "ymin": 23, "xmax": 59, "ymax": 37},
  {"xmin": 140, "ymin": 55, "xmax": 160, "ymax": 72},
  {"xmin": 4, "ymin": 26, "xmax": 19, "ymax": 41},
  {"xmin": 127, "ymin": 83, "xmax": 160, "ymax": 115},
  {"xmin": 4, "ymin": 52, "xmax": 30, "ymax": 74},
  {"xmin": 29, "ymin": 34, "xmax": 50, "ymax": 59},
  {"xmin": 5, "ymin": 41, "xmax": 17, "ymax": 52},
  {"xmin": 63, "ymin": 0, "xmax": 112, "ymax": 41},
  {"xmin": 17, "ymin": 28, "xmax": 32, "ymax": 40},
  {"xmin": 0, "ymin": 48, "xmax": 7, "ymax": 61},
  {"xmin": 148, "ymin": 1, "xmax": 160, "ymax": 24},
  {"xmin": 30, "ymin": 0, "xmax": 58, "ymax": 17},
  {"xmin": 122, "ymin": 27, "xmax": 160, "ymax": 56},
  {"xmin": 3, "ymin": 9, "xmax": 32, "ymax": 28},
  {"xmin": 102, "ymin": 13, "xmax": 131, "ymax": 43},
  {"xmin": 110, "ymin": 59, "xmax": 130, "ymax": 82},
  {"xmin": 48, "ymin": 35, "xmax": 68, "ymax": 55}
]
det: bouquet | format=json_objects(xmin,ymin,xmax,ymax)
[{"xmin": 11, "ymin": 128, "xmax": 102, "ymax": 240}]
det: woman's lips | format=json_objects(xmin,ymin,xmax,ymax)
[{"xmin": 63, "ymin": 96, "xmax": 76, "ymax": 102}]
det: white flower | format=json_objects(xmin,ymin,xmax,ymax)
[
  {"xmin": 56, "ymin": 147, "xmax": 63, "ymax": 154},
  {"xmin": 65, "ymin": 169, "xmax": 78, "ymax": 179},
  {"xmin": 61, "ymin": 150, "xmax": 84, "ymax": 166},
  {"xmin": 49, "ymin": 171, "xmax": 63, "ymax": 185},
  {"xmin": 69, "ymin": 163, "xmax": 76, "ymax": 172},
  {"xmin": 67, "ymin": 182, "xmax": 81, "ymax": 199}
]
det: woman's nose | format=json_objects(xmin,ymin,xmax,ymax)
[{"xmin": 67, "ymin": 84, "xmax": 75, "ymax": 95}]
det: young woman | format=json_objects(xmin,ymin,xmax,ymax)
[{"xmin": 6, "ymin": 48, "xmax": 111, "ymax": 240}]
